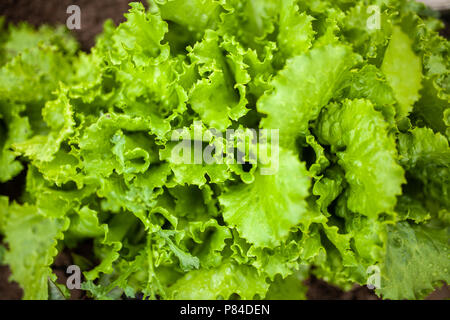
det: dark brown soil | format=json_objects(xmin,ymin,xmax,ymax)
[
  {"xmin": 0, "ymin": 266, "xmax": 22, "ymax": 300},
  {"xmin": 52, "ymin": 248, "xmax": 86, "ymax": 300},
  {"xmin": 304, "ymin": 276, "xmax": 380, "ymax": 300},
  {"xmin": 0, "ymin": 0, "xmax": 449, "ymax": 301},
  {"xmin": 0, "ymin": 0, "xmax": 146, "ymax": 51}
]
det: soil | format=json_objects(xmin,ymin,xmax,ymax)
[
  {"xmin": 304, "ymin": 276, "xmax": 380, "ymax": 300},
  {"xmin": 0, "ymin": 0, "xmax": 449, "ymax": 301},
  {"xmin": 0, "ymin": 265, "xmax": 22, "ymax": 300},
  {"xmin": 0, "ymin": 0, "xmax": 146, "ymax": 51}
]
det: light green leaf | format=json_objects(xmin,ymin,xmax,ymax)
[
  {"xmin": 378, "ymin": 222, "xmax": 450, "ymax": 300},
  {"xmin": 381, "ymin": 26, "xmax": 422, "ymax": 119},
  {"xmin": 316, "ymin": 99, "xmax": 405, "ymax": 218},
  {"xmin": 219, "ymin": 150, "xmax": 311, "ymax": 248},
  {"xmin": 258, "ymin": 45, "xmax": 356, "ymax": 148},
  {"xmin": 3, "ymin": 203, "xmax": 69, "ymax": 300},
  {"xmin": 168, "ymin": 262, "xmax": 270, "ymax": 299}
]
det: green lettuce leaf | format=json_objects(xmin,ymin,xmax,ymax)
[
  {"xmin": 378, "ymin": 222, "xmax": 450, "ymax": 300},
  {"xmin": 167, "ymin": 261, "xmax": 270, "ymax": 299},
  {"xmin": 258, "ymin": 44, "xmax": 356, "ymax": 148},
  {"xmin": 316, "ymin": 99, "xmax": 405, "ymax": 218},
  {"xmin": 2, "ymin": 202, "xmax": 69, "ymax": 299},
  {"xmin": 381, "ymin": 26, "xmax": 422, "ymax": 119},
  {"xmin": 219, "ymin": 150, "xmax": 311, "ymax": 248}
]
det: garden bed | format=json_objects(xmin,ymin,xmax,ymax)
[{"xmin": 0, "ymin": 0, "xmax": 449, "ymax": 300}]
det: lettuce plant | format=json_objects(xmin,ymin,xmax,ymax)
[{"xmin": 0, "ymin": 0, "xmax": 449, "ymax": 300}]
